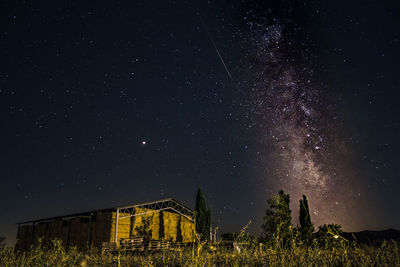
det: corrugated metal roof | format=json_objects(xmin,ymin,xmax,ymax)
[{"xmin": 17, "ymin": 198, "xmax": 194, "ymax": 225}]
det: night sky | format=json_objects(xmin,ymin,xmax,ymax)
[{"xmin": 1, "ymin": 1, "xmax": 400, "ymax": 245}]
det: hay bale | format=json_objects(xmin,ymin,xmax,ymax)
[
  {"xmin": 181, "ymin": 216, "xmax": 195, "ymax": 243},
  {"xmin": 130, "ymin": 208, "xmax": 161, "ymax": 240},
  {"xmin": 110, "ymin": 212, "xmax": 131, "ymax": 244},
  {"xmin": 163, "ymin": 211, "xmax": 180, "ymax": 242}
]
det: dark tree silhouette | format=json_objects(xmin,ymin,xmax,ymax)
[
  {"xmin": 195, "ymin": 188, "xmax": 211, "ymax": 240},
  {"xmin": 261, "ymin": 190, "xmax": 293, "ymax": 245},
  {"xmin": 299, "ymin": 195, "xmax": 314, "ymax": 243}
]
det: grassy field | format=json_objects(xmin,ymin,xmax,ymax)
[{"xmin": 0, "ymin": 239, "xmax": 399, "ymax": 267}]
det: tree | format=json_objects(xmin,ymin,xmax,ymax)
[
  {"xmin": 299, "ymin": 195, "xmax": 314, "ymax": 243},
  {"xmin": 195, "ymin": 188, "xmax": 211, "ymax": 240},
  {"xmin": 261, "ymin": 190, "xmax": 293, "ymax": 246}
]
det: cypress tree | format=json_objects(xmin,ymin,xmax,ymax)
[
  {"xmin": 299, "ymin": 195, "xmax": 314, "ymax": 243},
  {"xmin": 195, "ymin": 188, "xmax": 211, "ymax": 240}
]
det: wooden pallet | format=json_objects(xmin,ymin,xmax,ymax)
[
  {"xmin": 120, "ymin": 237, "xmax": 145, "ymax": 251},
  {"xmin": 103, "ymin": 238, "xmax": 191, "ymax": 252},
  {"xmin": 149, "ymin": 240, "xmax": 170, "ymax": 250}
]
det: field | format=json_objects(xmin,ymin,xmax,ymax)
[{"xmin": 1, "ymin": 239, "xmax": 399, "ymax": 266}]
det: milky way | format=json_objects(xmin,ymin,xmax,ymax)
[{"xmin": 238, "ymin": 9, "xmax": 364, "ymax": 229}]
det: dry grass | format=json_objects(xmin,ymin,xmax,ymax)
[{"xmin": 1, "ymin": 239, "xmax": 399, "ymax": 266}]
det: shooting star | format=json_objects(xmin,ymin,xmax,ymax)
[{"xmin": 197, "ymin": 13, "xmax": 232, "ymax": 80}]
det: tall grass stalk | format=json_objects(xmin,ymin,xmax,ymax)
[{"xmin": 1, "ymin": 239, "xmax": 399, "ymax": 266}]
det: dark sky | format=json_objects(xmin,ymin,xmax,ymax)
[{"xmin": 1, "ymin": 1, "xmax": 399, "ymax": 245}]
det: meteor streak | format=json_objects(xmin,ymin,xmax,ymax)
[{"xmin": 197, "ymin": 13, "xmax": 232, "ymax": 80}]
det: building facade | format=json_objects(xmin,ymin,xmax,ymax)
[{"xmin": 15, "ymin": 198, "xmax": 195, "ymax": 251}]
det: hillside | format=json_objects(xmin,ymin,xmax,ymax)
[{"xmin": 343, "ymin": 229, "xmax": 400, "ymax": 245}]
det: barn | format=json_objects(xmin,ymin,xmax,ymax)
[{"xmin": 15, "ymin": 198, "xmax": 195, "ymax": 251}]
